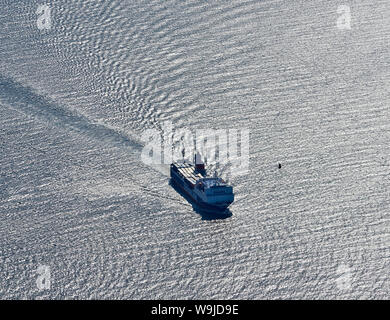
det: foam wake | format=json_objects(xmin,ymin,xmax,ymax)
[{"xmin": 0, "ymin": 74, "xmax": 144, "ymax": 152}]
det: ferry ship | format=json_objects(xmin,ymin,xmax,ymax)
[{"xmin": 170, "ymin": 153, "xmax": 234, "ymax": 212}]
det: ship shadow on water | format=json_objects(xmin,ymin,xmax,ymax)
[{"xmin": 169, "ymin": 179, "xmax": 232, "ymax": 220}]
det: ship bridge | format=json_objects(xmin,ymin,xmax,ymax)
[{"xmin": 198, "ymin": 177, "xmax": 227, "ymax": 189}]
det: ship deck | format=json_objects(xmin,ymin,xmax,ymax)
[{"xmin": 172, "ymin": 162, "xmax": 204, "ymax": 185}]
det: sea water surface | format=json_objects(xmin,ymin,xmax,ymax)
[{"xmin": 0, "ymin": 0, "xmax": 389, "ymax": 299}]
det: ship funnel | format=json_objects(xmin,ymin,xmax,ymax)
[{"xmin": 194, "ymin": 152, "xmax": 205, "ymax": 173}]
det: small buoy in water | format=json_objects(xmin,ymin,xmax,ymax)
[{"xmin": 278, "ymin": 163, "xmax": 282, "ymax": 169}]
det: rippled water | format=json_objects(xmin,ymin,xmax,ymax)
[{"xmin": 0, "ymin": 0, "xmax": 389, "ymax": 299}]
